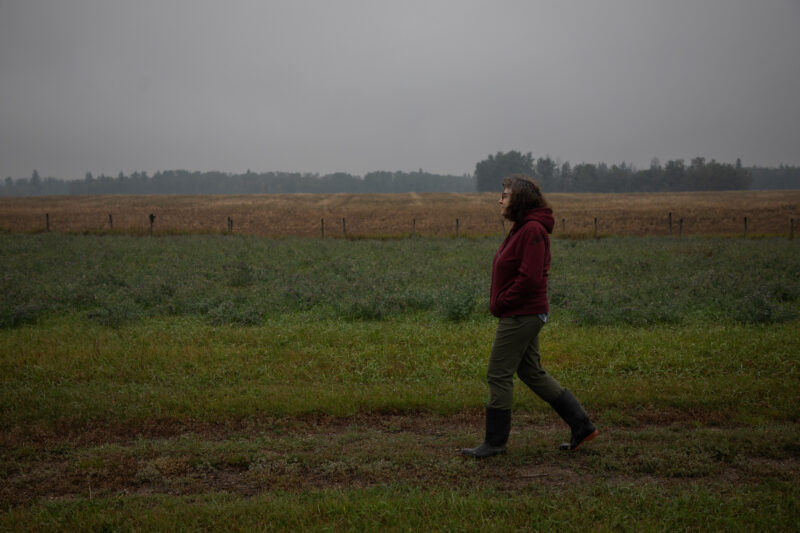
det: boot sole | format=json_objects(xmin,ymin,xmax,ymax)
[{"xmin": 571, "ymin": 429, "xmax": 598, "ymax": 451}]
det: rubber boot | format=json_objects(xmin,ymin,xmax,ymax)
[
  {"xmin": 549, "ymin": 389, "xmax": 598, "ymax": 451},
  {"xmin": 460, "ymin": 407, "xmax": 511, "ymax": 458}
]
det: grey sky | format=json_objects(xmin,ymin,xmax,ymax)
[{"xmin": 1, "ymin": 0, "xmax": 798, "ymax": 180}]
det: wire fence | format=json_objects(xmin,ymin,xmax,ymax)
[{"xmin": 29, "ymin": 212, "xmax": 799, "ymax": 239}]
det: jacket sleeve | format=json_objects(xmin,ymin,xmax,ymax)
[{"xmin": 494, "ymin": 225, "xmax": 547, "ymax": 314}]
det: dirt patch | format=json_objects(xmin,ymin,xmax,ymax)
[
  {"xmin": 2, "ymin": 411, "xmax": 798, "ymax": 508},
  {"xmin": 1, "ymin": 410, "xmax": 484, "ymax": 449}
]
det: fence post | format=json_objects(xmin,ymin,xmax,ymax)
[
  {"xmin": 456, "ymin": 218, "xmax": 459, "ymax": 238},
  {"xmin": 342, "ymin": 217, "xmax": 346, "ymax": 237},
  {"xmin": 562, "ymin": 218, "xmax": 565, "ymax": 233},
  {"xmin": 594, "ymin": 217, "xmax": 598, "ymax": 238},
  {"xmin": 412, "ymin": 218, "xmax": 416, "ymax": 237},
  {"xmin": 227, "ymin": 216, "xmax": 233, "ymax": 233},
  {"xmin": 109, "ymin": 214, "xmax": 113, "ymax": 229},
  {"xmin": 148, "ymin": 214, "xmax": 155, "ymax": 235},
  {"xmin": 321, "ymin": 218, "xmax": 324, "ymax": 239},
  {"xmin": 668, "ymin": 212, "xmax": 673, "ymax": 236},
  {"xmin": 743, "ymin": 216, "xmax": 747, "ymax": 238},
  {"xmin": 46, "ymin": 213, "xmax": 50, "ymax": 232},
  {"xmin": 679, "ymin": 218, "xmax": 683, "ymax": 238},
  {"xmin": 791, "ymin": 218, "xmax": 795, "ymax": 240}
]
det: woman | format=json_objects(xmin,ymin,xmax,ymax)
[{"xmin": 461, "ymin": 174, "xmax": 598, "ymax": 458}]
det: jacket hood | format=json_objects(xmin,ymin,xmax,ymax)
[{"xmin": 520, "ymin": 207, "xmax": 554, "ymax": 234}]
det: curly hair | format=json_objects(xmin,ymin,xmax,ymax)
[{"xmin": 502, "ymin": 174, "xmax": 549, "ymax": 223}]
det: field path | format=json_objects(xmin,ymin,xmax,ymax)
[{"xmin": 3, "ymin": 411, "xmax": 797, "ymax": 508}]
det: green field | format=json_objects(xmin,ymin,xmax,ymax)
[{"xmin": 2, "ymin": 234, "xmax": 799, "ymax": 531}]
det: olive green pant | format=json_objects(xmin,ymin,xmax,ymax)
[{"xmin": 486, "ymin": 315, "xmax": 565, "ymax": 410}]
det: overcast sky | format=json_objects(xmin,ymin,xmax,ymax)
[{"xmin": 1, "ymin": 0, "xmax": 798, "ymax": 180}]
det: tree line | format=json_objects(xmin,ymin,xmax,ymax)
[
  {"xmin": 2, "ymin": 156, "xmax": 799, "ymax": 196},
  {"xmin": 1, "ymin": 169, "xmax": 475, "ymax": 196},
  {"xmin": 474, "ymin": 151, "xmax": 798, "ymax": 192}
]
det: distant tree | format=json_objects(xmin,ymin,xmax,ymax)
[
  {"xmin": 650, "ymin": 158, "xmax": 661, "ymax": 172},
  {"xmin": 605, "ymin": 163, "xmax": 633, "ymax": 192},
  {"xmin": 557, "ymin": 162, "xmax": 572, "ymax": 192},
  {"xmin": 572, "ymin": 163, "xmax": 599, "ymax": 192},
  {"xmin": 750, "ymin": 164, "xmax": 800, "ymax": 189},
  {"xmin": 690, "ymin": 157, "xmax": 706, "ymax": 170},
  {"xmin": 474, "ymin": 151, "xmax": 535, "ymax": 191},
  {"xmin": 534, "ymin": 156, "xmax": 558, "ymax": 191},
  {"xmin": 663, "ymin": 159, "xmax": 686, "ymax": 190},
  {"xmin": 0, "ymin": 158, "xmax": 780, "ymax": 197},
  {"xmin": 699, "ymin": 159, "xmax": 751, "ymax": 190},
  {"xmin": 363, "ymin": 171, "xmax": 393, "ymax": 193},
  {"xmin": 30, "ymin": 170, "xmax": 42, "ymax": 193}
]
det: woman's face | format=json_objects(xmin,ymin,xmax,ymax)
[{"xmin": 499, "ymin": 187, "xmax": 512, "ymax": 219}]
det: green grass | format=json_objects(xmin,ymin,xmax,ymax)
[
  {"xmin": 3, "ymin": 483, "xmax": 798, "ymax": 532},
  {"xmin": 2, "ymin": 234, "xmax": 799, "ymax": 530},
  {"xmin": 2, "ymin": 315, "xmax": 798, "ymax": 426},
  {"xmin": 2, "ymin": 234, "xmax": 798, "ymax": 328}
]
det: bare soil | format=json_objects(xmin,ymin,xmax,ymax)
[{"xmin": 3, "ymin": 411, "xmax": 797, "ymax": 508}]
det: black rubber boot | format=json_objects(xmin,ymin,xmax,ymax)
[
  {"xmin": 460, "ymin": 407, "xmax": 511, "ymax": 459},
  {"xmin": 550, "ymin": 389, "xmax": 598, "ymax": 451}
]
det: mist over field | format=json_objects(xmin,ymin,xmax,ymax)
[
  {"xmin": 2, "ymin": 3, "xmax": 800, "ymax": 525},
  {"xmin": 2, "ymin": 1, "xmax": 799, "ymax": 182}
]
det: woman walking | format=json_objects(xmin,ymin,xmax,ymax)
[{"xmin": 461, "ymin": 175, "xmax": 598, "ymax": 458}]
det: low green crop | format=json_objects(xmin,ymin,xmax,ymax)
[{"xmin": 1, "ymin": 234, "xmax": 798, "ymax": 329}]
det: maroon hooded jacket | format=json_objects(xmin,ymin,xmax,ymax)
[{"xmin": 489, "ymin": 207, "xmax": 554, "ymax": 318}]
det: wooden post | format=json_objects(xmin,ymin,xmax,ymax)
[
  {"xmin": 149, "ymin": 213, "xmax": 155, "ymax": 236},
  {"xmin": 342, "ymin": 217, "xmax": 346, "ymax": 237},
  {"xmin": 668, "ymin": 212, "xmax": 673, "ymax": 236},
  {"xmin": 456, "ymin": 218, "xmax": 459, "ymax": 238},
  {"xmin": 321, "ymin": 218, "xmax": 324, "ymax": 239},
  {"xmin": 744, "ymin": 216, "xmax": 748, "ymax": 238},
  {"xmin": 562, "ymin": 218, "xmax": 565, "ymax": 233},
  {"xmin": 227, "ymin": 216, "xmax": 233, "ymax": 233},
  {"xmin": 679, "ymin": 218, "xmax": 683, "ymax": 238},
  {"xmin": 791, "ymin": 218, "xmax": 795, "ymax": 240},
  {"xmin": 108, "ymin": 214, "xmax": 113, "ymax": 229},
  {"xmin": 594, "ymin": 217, "xmax": 598, "ymax": 238},
  {"xmin": 412, "ymin": 218, "xmax": 416, "ymax": 237},
  {"xmin": 45, "ymin": 213, "xmax": 50, "ymax": 232}
]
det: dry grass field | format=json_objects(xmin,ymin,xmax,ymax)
[{"xmin": 1, "ymin": 190, "xmax": 798, "ymax": 237}]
